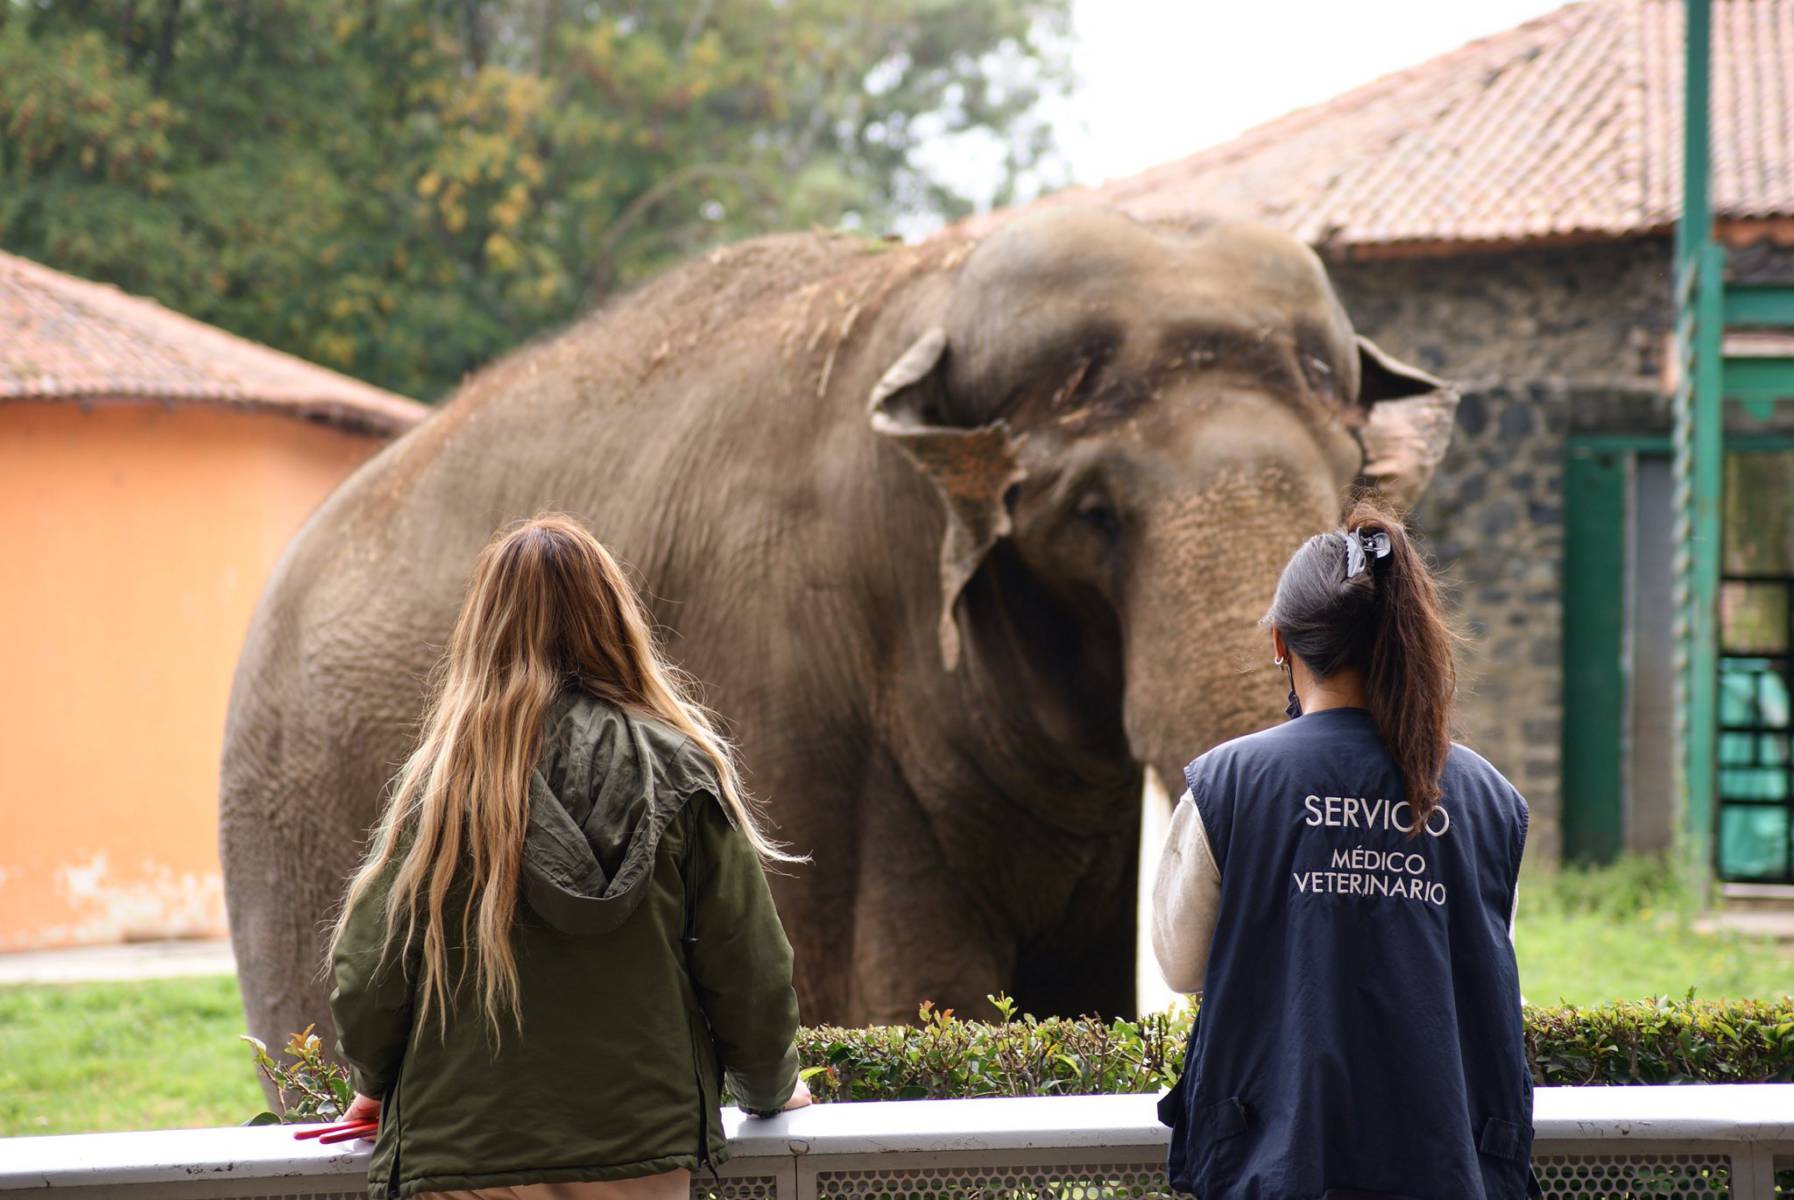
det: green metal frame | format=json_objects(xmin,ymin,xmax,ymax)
[
  {"xmin": 1576, "ymin": 434, "xmax": 1794, "ymax": 454},
  {"xmin": 1673, "ymin": 0, "xmax": 1794, "ymax": 885},
  {"xmin": 1563, "ymin": 446, "xmax": 1630, "ymax": 862},
  {"xmin": 1673, "ymin": 0, "xmax": 1722, "ymax": 884},
  {"xmin": 1561, "ymin": 434, "xmax": 1794, "ymax": 871},
  {"xmin": 1725, "ymin": 286, "xmax": 1794, "ymax": 327}
]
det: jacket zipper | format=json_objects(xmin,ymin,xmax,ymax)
[
  {"xmin": 687, "ymin": 1018, "xmax": 715, "ymax": 1178},
  {"xmin": 385, "ymin": 1073, "xmax": 403, "ymax": 1200},
  {"xmin": 680, "ymin": 804, "xmax": 718, "ymax": 1182}
]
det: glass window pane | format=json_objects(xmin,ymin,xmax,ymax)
[
  {"xmin": 1719, "ymin": 767, "xmax": 1788, "ymax": 801},
  {"xmin": 1762, "ymin": 733, "xmax": 1791, "ymax": 765},
  {"xmin": 1720, "ymin": 659, "xmax": 1791, "ymax": 727},
  {"xmin": 1760, "ymin": 670, "xmax": 1791, "ymax": 728},
  {"xmin": 1720, "ymin": 581, "xmax": 1789, "ymax": 654},
  {"xmin": 1717, "ymin": 731, "xmax": 1787, "ymax": 766},
  {"xmin": 1720, "ymin": 731, "xmax": 1757, "ymax": 765},
  {"xmin": 1724, "ymin": 451, "xmax": 1794, "ymax": 574},
  {"xmin": 1718, "ymin": 804, "xmax": 1791, "ymax": 881},
  {"xmin": 1721, "ymin": 661, "xmax": 1758, "ymax": 724}
]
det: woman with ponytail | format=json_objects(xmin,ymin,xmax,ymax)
[
  {"xmin": 1152, "ymin": 500, "xmax": 1534, "ymax": 1200},
  {"xmin": 328, "ymin": 514, "xmax": 810, "ymax": 1200}
]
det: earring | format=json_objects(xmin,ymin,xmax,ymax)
[
  {"xmin": 1281, "ymin": 658, "xmax": 1302, "ymax": 721},
  {"xmin": 1273, "ymin": 654, "xmax": 1285, "ymax": 667}
]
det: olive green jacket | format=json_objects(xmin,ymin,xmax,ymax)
[{"xmin": 330, "ymin": 690, "xmax": 801, "ymax": 1199}]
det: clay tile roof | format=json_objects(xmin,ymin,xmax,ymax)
[
  {"xmin": 0, "ymin": 251, "xmax": 427, "ymax": 436},
  {"xmin": 968, "ymin": 0, "xmax": 1794, "ymax": 257}
]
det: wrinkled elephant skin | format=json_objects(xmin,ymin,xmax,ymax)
[{"xmin": 220, "ymin": 208, "xmax": 1456, "ymax": 1050}]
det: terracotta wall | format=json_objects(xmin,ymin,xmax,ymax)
[{"xmin": 0, "ymin": 402, "xmax": 390, "ymax": 950}]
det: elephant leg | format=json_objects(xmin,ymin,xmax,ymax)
[
  {"xmin": 227, "ymin": 798, "xmax": 365, "ymax": 1070},
  {"xmin": 222, "ymin": 675, "xmax": 391, "ymax": 1100},
  {"xmin": 766, "ymin": 820, "xmax": 857, "ymax": 1027},
  {"xmin": 1011, "ymin": 822, "xmax": 1140, "ymax": 1019},
  {"xmin": 226, "ymin": 852, "xmax": 343, "ymax": 1063},
  {"xmin": 223, "ymin": 795, "xmax": 351, "ymax": 1100},
  {"xmin": 845, "ymin": 772, "xmax": 1012, "ymax": 1024},
  {"xmin": 746, "ymin": 727, "xmax": 876, "ymax": 1026}
]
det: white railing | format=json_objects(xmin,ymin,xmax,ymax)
[{"xmin": 2, "ymin": 1087, "xmax": 1792, "ymax": 1199}]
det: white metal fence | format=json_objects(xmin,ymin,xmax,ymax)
[{"xmin": 2, "ymin": 1088, "xmax": 1791, "ymax": 1199}]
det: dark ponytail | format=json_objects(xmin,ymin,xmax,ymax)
[{"xmin": 1264, "ymin": 499, "xmax": 1459, "ymax": 835}]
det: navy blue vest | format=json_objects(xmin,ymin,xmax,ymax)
[{"xmin": 1159, "ymin": 707, "xmax": 1533, "ymax": 1200}]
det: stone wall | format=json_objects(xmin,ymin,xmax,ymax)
[
  {"xmin": 1406, "ymin": 384, "xmax": 1570, "ymax": 857},
  {"xmin": 1307, "ymin": 236, "xmax": 1794, "ymax": 863},
  {"xmin": 1328, "ymin": 238, "xmax": 1674, "ymax": 391},
  {"xmin": 1324, "ymin": 238, "xmax": 1676, "ymax": 862}
]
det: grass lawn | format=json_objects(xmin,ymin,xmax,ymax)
[
  {"xmin": 1515, "ymin": 904, "xmax": 1794, "ymax": 1004},
  {"xmin": 0, "ymin": 974, "xmax": 262, "ymax": 1136},
  {"xmin": 1514, "ymin": 855, "xmax": 1794, "ymax": 1005},
  {"xmin": 2, "ymin": 858, "xmax": 1791, "ymax": 1137}
]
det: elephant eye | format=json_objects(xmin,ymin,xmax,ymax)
[{"xmin": 1074, "ymin": 491, "xmax": 1121, "ymax": 540}]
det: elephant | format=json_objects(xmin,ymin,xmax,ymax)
[{"xmin": 220, "ymin": 206, "xmax": 1456, "ymax": 1053}]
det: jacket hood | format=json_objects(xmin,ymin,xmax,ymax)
[{"xmin": 521, "ymin": 689, "xmax": 719, "ymax": 935}]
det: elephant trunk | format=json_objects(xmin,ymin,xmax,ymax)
[{"xmin": 1120, "ymin": 483, "xmax": 1329, "ymax": 792}]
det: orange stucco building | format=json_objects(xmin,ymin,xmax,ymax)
[{"xmin": 0, "ymin": 252, "xmax": 428, "ymax": 951}]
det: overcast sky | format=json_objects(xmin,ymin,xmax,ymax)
[{"xmin": 918, "ymin": 0, "xmax": 1571, "ymax": 216}]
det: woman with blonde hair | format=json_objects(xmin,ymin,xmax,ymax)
[{"xmin": 328, "ymin": 514, "xmax": 810, "ymax": 1200}]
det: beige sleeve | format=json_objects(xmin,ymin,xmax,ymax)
[{"xmin": 1150, "ymin": 788, "xmax": 1222, "ymax": 996}]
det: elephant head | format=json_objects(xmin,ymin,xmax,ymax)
[{"xmin": 870, "ymin": 208, "xmax": 1455, "ymax": 787}]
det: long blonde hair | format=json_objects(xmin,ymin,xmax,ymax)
[{"xmin": 330, "ymin": 513, "xmax": 794, "ymax": 1042}]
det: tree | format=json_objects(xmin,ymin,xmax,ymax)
[{"xmin": 0, "ymin": 0, "xmax": 1069, "ymax": 399}]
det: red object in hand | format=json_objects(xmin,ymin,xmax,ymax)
[{"xmin": 294, "ymin": 1120, "xmax": 379, "ymax": 1144}]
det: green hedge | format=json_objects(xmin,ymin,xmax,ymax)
[
  {"xmin": 795, "ymin": 996, "xmax": 1186, "ymax": 1103},
  {"xmin": 252, "ymin": 994, "xmax": 1794, "ymax": 1122},
  {"xmin": 1522, "ymin": 996, "xmax": 1794, "ymax": 1086},
  {"xmin": 793, "ymin": 995, "xmax": 1794, "ymax": 1103}
]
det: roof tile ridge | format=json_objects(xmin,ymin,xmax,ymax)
[
  {"xmin": 1536, "ymin": 1, "xmax": 1639, "ymax": 235},
  {"xmin": 1637, "ymin": 0, "xmax": 1680, "ymax": 224},
  {"xmin": 1446, "ymin": 0, "xmax": 1622, "ymax": 238},
  {"xmin": 1287, "ymin": 1, "xmax": 1613, "ymax": 245},
  {"xmin": 1612, "ymin": 0, "xmax": 1653, "ymax": 229},
  {"xmin": 1725, "ymin": 0, "xmax": 1794, "ymax": 217},
  {"xmin": 0, "ymin": 249, "xmax": 422, "ymax": 415},
  {"xmin": 1391, "ymin": 12, "xmax": 1586, "ymax": 236}
]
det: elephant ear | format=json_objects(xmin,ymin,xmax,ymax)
[
  {"xmin": 1353, "ymin": 335, "xmax": 1459, "ymax": 511},
  {"xmin": 869, "ymin": 328, "xmax": 1027, "ymax": 671}
]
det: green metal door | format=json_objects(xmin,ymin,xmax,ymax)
[{"xmin": 1562, "ymin": 444, "xmax": 1629, "ymax": 862}]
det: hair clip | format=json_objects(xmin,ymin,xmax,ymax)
[{"xmin": 1344, "ymin": 530, "xmax": 1391, "ymax": 579}]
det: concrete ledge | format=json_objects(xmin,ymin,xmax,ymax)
[{"xmin": 4, "ymin": 1087, "xmax": 1794, "ymax": 1191}]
